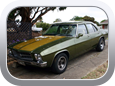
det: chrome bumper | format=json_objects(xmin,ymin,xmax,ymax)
[{"xmin": 8, "ymin": 54, "xmax": 47, "ymax": 67}]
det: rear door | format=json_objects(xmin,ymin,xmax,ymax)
[{"xmin": 85, "ymin": 23, "xmax": 101, "ymax": 48}]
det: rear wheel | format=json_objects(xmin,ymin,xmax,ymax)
[
  {"xmin": 96, "ymin": 38, "xmax": 105, "ymax": 51},
  {"xmin": 51, "ymin": 53, "xmax": 68, "ymax": 74}
]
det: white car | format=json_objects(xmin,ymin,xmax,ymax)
[{"xmin": 32, "ymin": 25, "xmax": 42, "ymax": 32}]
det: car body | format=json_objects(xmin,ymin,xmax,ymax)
[{"xmin": 8, "ymin": 21, "xmax": 108, "ymax": 74}]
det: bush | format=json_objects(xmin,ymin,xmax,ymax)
[{"xmin": 36, "ymin": 22, "xmax": 51, "ymax": 32}]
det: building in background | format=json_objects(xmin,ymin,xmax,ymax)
[{"xmin": 100, "ymin": 20, "xmax": 108, "ymax": 29}]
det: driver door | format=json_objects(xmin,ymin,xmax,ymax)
[{"xmin": 74, "ymin": 24, "xmax": 91, "ymax": 57}]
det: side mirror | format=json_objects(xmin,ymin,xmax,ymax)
[{"xmin": 78, "ymin": 33, "xmax": 83, "ymax": 38}]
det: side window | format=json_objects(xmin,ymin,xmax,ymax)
[
  {"xmin": 92, "ymin": 24, "xmax": 98, "ymax": 32},
  {"xmin": 77, "ymin": 24, "xmax": 88, "ymax": 35},
  {"xmin": 86, "ymin": 24, "xmax": 95, "ymax": 33},
  {"xmin": 59, "ymin": 25, "xmax": 77, "ymax": 36}
]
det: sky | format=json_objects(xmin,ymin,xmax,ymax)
[
  {"xmin": 15, "ymin": 7, "xmax": 108, "ymax": 24},
  {"xmin": 42, "ymin": 7, "xmax": 107, "ymax": 24}
]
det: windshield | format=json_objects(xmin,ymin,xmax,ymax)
[{"xmin": 44, "ymin": 24, "xmax": 77, "ymax": 36}]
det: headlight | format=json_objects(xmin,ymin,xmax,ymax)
[
  {"xmin": 34, "ymin": 54, "xmax": 42, "ymax": 61},
  {"xmin": 34, "ymin": 54, "xmax": 38, "ymax": 60}
]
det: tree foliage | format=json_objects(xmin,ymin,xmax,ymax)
[
  {"xmin": 70, "ymin": 15, "xmax": 100, "ymax": 26},
  {"xmin": 82, "ymin": 16, "xmax": 95, "ymax": 22},
  {"xmin": 36, "ymin": 22, "xmax": 50, "ymax": 31},
  {"xmin": 70, "ymin": 16, "xmax": 83, "ymax": 21},
  {"xmin": 83, "ymin": 16, "xmax": 100, "ymax": 26},
  {"xmin": 53, "ymin": 18, "xmax": 62, "ymax": 22},
  {"xmin": 8, "ymin": 7, "xmax": 67, "ymax": 25},
  {"xmin": 94, "ymin": 21, "xmax": 100, "ymax": 26}
]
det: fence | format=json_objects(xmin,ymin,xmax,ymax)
[{"xmin": 7, "ymin": 21, "xmax": 32, "ymax": 46}]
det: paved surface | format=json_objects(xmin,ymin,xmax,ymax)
[{"xmin": 7, "ymin": 40, "xmax": 108, "ymax": 79}]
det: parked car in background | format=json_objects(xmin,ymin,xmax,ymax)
[
  {"xmin": 32, "ymin": 24, "xmax": 42, "ymax": 32},
  {"xmin": 8, "ymin": 21, "xmax": 108, "ymax": 74}
]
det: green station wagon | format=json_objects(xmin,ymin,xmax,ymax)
[{"xmin": 8, "ymin": 21, "xmax": 108, "ymax": 74}]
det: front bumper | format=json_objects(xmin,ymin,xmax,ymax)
[{"xmin": 8, "ymin": 54, "xmax": 47, "ymax": 67}]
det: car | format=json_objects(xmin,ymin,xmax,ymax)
[
  {"xmin": 8, "ymin": 21, "xmax": 108, "ymax": 74},
  {"xmin": 32, "ymin": 24, "xmax": 42, "ymax": 32}
]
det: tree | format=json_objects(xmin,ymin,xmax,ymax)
[
  {"xmin": 82, "ymin": 16, "xmax": 95, "ymax": 22},
  {"xmin": 36, "ymin": 22, "xmax": 50, "ymax": 32},
  {"xmin": 82, "ymin": 16, "xmax": 100, "ymax": 26},
  {"xmin": 94, "ymin": 21, "xmax": 100, "ymax": 26},
  {"xmin": 70, "ymin": 16, "xmax": 83, "ymax": 21},
  {"xmin": 70, "ymin": 15, "xmax": 100, "ymax": 26},
  {"xmin": 39, "ymin": 17, "xmax": 43, "ymax": 22},
  {"xmin": 53, "ymin": 18, "xmax": 62, "ymax": 22},
  {"xmin": 8, "ymin": 7, "xmax": 66, "ymax": 26}
]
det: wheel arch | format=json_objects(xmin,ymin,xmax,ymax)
[
  {"xmin": 51, "ymin": 50, "xmax": 69, "ymax": 74},
  {"xmin": 54, "ymin": 49, "xmax": 70, "ymax": 59}
]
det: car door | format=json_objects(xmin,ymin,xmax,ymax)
[
  {"xmin": 85, "ymin": 23, "xmax": 101, "ymax": 48},
  {"xmin": 74, "ymin": 24, "xmax": 91, "ymax": 57}
]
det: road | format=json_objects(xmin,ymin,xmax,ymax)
[{"xmin": 7, "ymin": 40, "xmax": 108, "ymax": 79}]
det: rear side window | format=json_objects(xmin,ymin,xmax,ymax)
[
  {"xmin": 86, "ymin": 24, "xmax": 95, "ymax": 33},
  {"xmin": 92, "ymin": 24, "xmax": 98, "ymax": 32},
  {"xmin": 77, "ymin": 24, "xmax": 88, "ymax": 35}
]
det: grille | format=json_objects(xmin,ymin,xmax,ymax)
[{"xmin": 12, "ymin": 50, "xmax": 33, "ymax": 60}]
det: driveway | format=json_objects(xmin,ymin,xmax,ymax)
[{"xmin": 7, "ymin": 40, "xmax": 108, "ymax": 79}]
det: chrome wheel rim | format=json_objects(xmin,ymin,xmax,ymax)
[
  {"xmin": 57, "ymin": 56, "xmax": 66, "ymax": 71},
  {"xmin": 100, "ymin": 40, "xmax": 104, "ymax": 50}
]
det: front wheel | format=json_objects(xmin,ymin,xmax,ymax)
[
  {"xmin": 51, "ymin": 53, "xmax": 68, "ymax": 74},
  {"xmin": 96, "ymin": 38, "xmax": 105, "ymax": 51}
]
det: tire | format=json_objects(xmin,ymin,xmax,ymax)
[
  {"xmin": 96, "ymin": 38, "xmax": 105, "ymax": 51},
  {"xmin": 51, "ymin": 53, "xmax": 68, "ymax": 74}
]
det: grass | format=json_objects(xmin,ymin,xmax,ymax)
[{"xmin": 81, "ymin": 60, "xmax": 108, "ymax": 79}]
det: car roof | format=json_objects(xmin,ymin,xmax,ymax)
[
  {"xmin": 52, "ymin": 21, "xmax": 99, "ymax": 30},
  {"xmin": 52, "ymin": 21, "xmax": 93, "ymax": 24}
]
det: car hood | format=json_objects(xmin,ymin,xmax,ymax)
[{"xmin": 13, "ymin": 36, "xmax": 65, "ymax": 52}]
